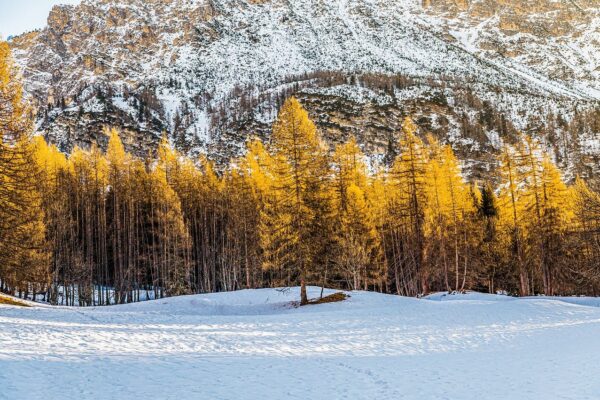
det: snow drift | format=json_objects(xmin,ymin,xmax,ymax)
[{"xmin": 1, "ymin": 287, "xmax": 600, "ymax": 399}]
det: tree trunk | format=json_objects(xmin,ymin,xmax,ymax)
[{"xmin": 300, "ymin": 273, "xmax": 308, "ymax": 305}]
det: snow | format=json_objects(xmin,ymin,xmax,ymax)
[
  {"xmin": 302, "ymin": 84, "xmax": 393, "ymax": 105},
  {"xmin": 1, "ymin": 287, "xmax": 600, "ymax": 399},
  {"xmin": 15, "ymin": 0, "xmax": 600, "ymax": 133},
  {"xmin": 11, "ymin": 0, "xmax": 600, "ymax": 176}
]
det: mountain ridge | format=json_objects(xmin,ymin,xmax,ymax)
[{"xmin": 9, "ymin": 0, "xmax": 600, "ymax": 179}]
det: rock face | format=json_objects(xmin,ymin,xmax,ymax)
[
  {"xmin": 423, "ymin": 0, "xmax": 600, "ymax": 95},
  {"xmin": 9, "ymin": 0, "xmax": 600, "ymax": 179}
]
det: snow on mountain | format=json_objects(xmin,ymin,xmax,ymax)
[
  {"xmin": 1, "ymin": 287, "xmax": 600, "ymax": 399},
  {"xmin": 8, "ymin": 0, "xmax": 600, "ymax": 177},
  {"xmin": 424, "ymin": 0, "xmax": 600, "ymax": 97}
]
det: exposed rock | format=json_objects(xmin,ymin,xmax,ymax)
[{"xmin": 9, "ymin": 0, "xmax": 600, "ymax": 181}]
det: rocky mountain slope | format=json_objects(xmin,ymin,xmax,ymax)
[{"xmin": 9, "ymin": 0, "xmax": 600, "ymax": 179}]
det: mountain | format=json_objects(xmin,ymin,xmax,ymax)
[{"xmin": 9, "ymin": 0, "xmax": 600, "ymax": 180}]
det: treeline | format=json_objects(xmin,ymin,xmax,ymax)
[{"xmin": 2, "ymin": 43, "xmax": 600, "ymax": 305}]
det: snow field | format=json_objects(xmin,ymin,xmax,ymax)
[{"xmin": 1, "ymin": 287, "xmax": 600, "ymax": 399}]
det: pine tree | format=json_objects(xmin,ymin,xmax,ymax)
[{"xmin": 476, "ymin": 182, "xmax": 503, "ymax": 293}]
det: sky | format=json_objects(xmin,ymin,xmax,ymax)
[{"xmin": 0, "ymin": 0, "xmax": 82, "ymax": 39}]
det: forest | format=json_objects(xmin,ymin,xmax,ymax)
[{"xmin": 2, "ymin": 42, "xmax": 600, "ymax": 306}]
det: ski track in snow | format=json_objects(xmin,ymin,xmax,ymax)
[{"xmin": 1, "ymin": 288, "xmax": 600, "ymax": 399}]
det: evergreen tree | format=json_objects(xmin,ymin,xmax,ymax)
[{"xmin": 476, "ymin": 182, "xmax": 504, "ymax": 293}]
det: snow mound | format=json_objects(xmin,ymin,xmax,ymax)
[
  {"xmin": 424, "ymin": 291, "xmax": 516, "ymax": 302},
  {"xmin": 425, "ymin": 291, "xmax": 600, "ymax": 308},
  {"xmin": 107, "ymin": 287, "xmax": 345, "ymax": 315},
  {"xmin": 2, "ymin": 288, "xmax": 600, "ymax": 399}
]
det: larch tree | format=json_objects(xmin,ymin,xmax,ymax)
[
  {"xmin": 150, "ymin": 151, "xmax": 193, "ymax": 297},
  {"xmin": 368, "ymin": 166, "xmax": 390, "ymax": 292},
  {"xmin": 573, "ymin": 178, "xmax": 600, "ymax": 293},
  {"xmin": 262, "ymin": 97, "xmax": 329, "ymax": 305},
  {"xmin": 242, "ymin": 138, "xmax": 282, "ymax": 287},
  {"xmin": 388, "ymin": 117, "xmax": 429, "ymax": 296},
  {"xmin": 519, "ymin": 137, "xmax": 573, "ymax": 295},
  {"xmin": 223, "ymin": 167, "xmax": 262, "ymax": 290},
  {"xmin": 497, "ymin": 142, "xmax": 529, "ymax": 296},
  {"xmin": 105, "ymin": 129, "xmax": 133, "ymax": 303},
  {"xmin": 3, "ymin": 75, "xmax": 600, "ymax": 303},
  {"xmin": 332, "ymin": 138, "xmax": 380, "ymax": 291},
  {"xmin": 34, "ymin": 137, "xmax": 73, "ymax": 303},
  {"xmin": 537, "ymin": 156, "xmax": 574, "ymax": 294},
  {"xmin": 0, "ymin": 41, "xmax": 50, "ymax": 297},
  {"xmin": 424, "ymin": 137, "xmax": 474, "ymax": 292}
]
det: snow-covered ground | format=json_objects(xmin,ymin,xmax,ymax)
[{"xmin": 1, "ymin": 287, "xmax": 600, "ymax": 399}]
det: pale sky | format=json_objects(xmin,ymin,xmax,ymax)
[{"xmin": 0, "ymin": 0, "xmax": 82, "ymax": 39}]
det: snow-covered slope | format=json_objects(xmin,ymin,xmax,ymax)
[
  {"xmin": 1, "ymin": 287, "xmax": 600, "ymax": 399},
  {"xmin": 425, "ymin": 0, "xmax": 600, "ymax": 98},
  {"xmin": 8, "ymin": 0, "xmax": 600, "ymax": 177}
]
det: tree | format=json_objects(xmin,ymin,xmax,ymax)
[
  {"xmin": 332, "ymin": 138, "xmax": 380, "ymax": 290},
  {"xmin": 261, "ymin": 97, "xmax": 330, "ymax": 305},
  {"xmin": 423, "ymin": 137, "xmax": 474, "ymax": 292},
  {"xmin": 496, "ymin": 135, "xmax": 575, "ymax": 295},
  {"xmin": 573, "ymin": 178, "xmax": 600, "ymax": 293},
  {"xmin": 388, "ymin": 117, "xmax": 429, "ymax": 295},
  {"xmin": 0, "ymin": 41, "xmax": 50, "ymax": 297},
  {"xmin": 497, "ymin": 142, "xmax": 529, "ymax": 295},
  {"xmin": 4, "ymin": 71, "xmax": 600, "ymax": 303},
  {"xmin": 150, "ymin": 150, "xmax": 193, "ymax": 297},
  {"xmin": 520, "ymin": 142, "xmax": 572, "ymax": 295},
  {"xmin": 475, "ymin": 182, "xmax": 504, "ymax": 293}
]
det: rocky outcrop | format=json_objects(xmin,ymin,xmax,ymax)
[
  {"xmin": 9, "ymin": 0, "xmax": 600, "ymax": 181},
  {"xmin": 423, "ymin": 0, "xmax": 599, "ymax": 88}
]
